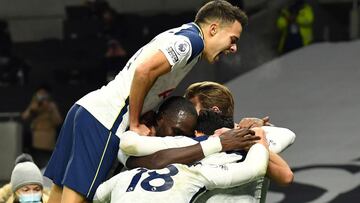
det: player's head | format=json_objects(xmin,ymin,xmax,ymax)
[
  {"xmin": 184, "ymin": 81, "xmax": 234, "ymax": 118},
  {"xmin": 154, "ymin": 96, "xmax": 198, "ymax": 137},
  {"xmin": 195, "ymin": 109, "xmax": 234, "ymax": 136},
  {"xmin": 195, "ymin": 0, "xmax": 248, "ymax": 63}
]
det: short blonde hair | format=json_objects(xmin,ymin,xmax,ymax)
[{"xmin": 184, "ymin": 81, "xmax": 234, "ymax": 118}]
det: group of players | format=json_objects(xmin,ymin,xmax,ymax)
[{"xmin": 43, "ymin": 1, "xmax": 295, "ymax": 203}]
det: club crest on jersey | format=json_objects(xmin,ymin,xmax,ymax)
[
  {"xmin": 174, "ymin": 41, "xmax": 190, "ymax": 55},
  {"xmin": 166, "ymin": 47, "xmax": 179, "ymax": 63}
]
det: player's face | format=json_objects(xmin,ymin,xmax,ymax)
[
  {"xmin": 155, "ymin": 115, "xmax": 197, "ymax": 137},
  {"xmin": 203, "ymin": 20, "xmax": 242, "ymax": 63}
]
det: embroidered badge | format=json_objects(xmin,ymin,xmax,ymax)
[
  {"xmin": 174, "ymin": 41, "xmax": 190, "ymax": 55},
  {"xmin": 166, "ymin": 47, "xmax": 179, "ymax": 63}
]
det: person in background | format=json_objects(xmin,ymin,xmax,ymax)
[
  {"xmin": 0, "ymin": 153, "xmax": 50, "ymax": 203},
  {"xmin": 21, "ymin": 85, "xmax": 62, "ymax": 168},
  {"xmin": 277, "ymin": 0, "xmax": 314, "ymax": 54}
]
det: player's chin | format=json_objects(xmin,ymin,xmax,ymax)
[
  {"xmin": 213, "ymin": 54, "xmax": 222, "ymax": 63},
  {"xmin": 210, "ymin": 54, "xmax": 220, "ymax": 63}
]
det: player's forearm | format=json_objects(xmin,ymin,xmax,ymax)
[
  {"xmin": 262, "ymin": 126, "xmax": 296, "ymax": 153},
  {"xmin": 129, "ymin": 51, "xmax": 172, "ymax": 130},
  {"xmin": 120, "ymin": 131, "xmax": 170, "ymax": 156},
  {"xmin": 129, "ymin": 68, "xmax": 154, "ymax": 129},
  {"xmin": 126, "ymin": 144, "xmax": 205, "ymax": 169},
  {"xmin": 266, "ymin": 151, "xmax": 293, "ymax": 186},
  {"xmin": 126, "ymin": 137, "xmax": 223, "ymax": 169},
  {"xmin": 120, "ymin": 131, "xmax": 198, "ymax": 156},
  {"xmin": 206, "ymin": 143, "xmax": 269, "ymax": 189}
]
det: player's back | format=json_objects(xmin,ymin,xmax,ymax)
[{"xmin": 94, "ymin": 164, "xmax": 207, "ymax": 203}]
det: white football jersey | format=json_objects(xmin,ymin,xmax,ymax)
[
  {"xmin": 94, "ymin": 144, "xmax": 269, "ymax": 203},
  {"xmin": 76, "ymin": 23, "xmax": 204, "ymax": 136},
  {"xmin": 115, "ymin": 126, "xmax": 296, "ymax": 203}
]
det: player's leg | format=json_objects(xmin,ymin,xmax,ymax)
[
  {"xmin": 61, "ymin": 186, "xmax": 88, "ymax": 203},
  {"xmin": 47, "ymin": 184, "xmax": 63, "ymax": 203},
  {"xmin": 60, "ymin": 105, "xmax": 120, "ymax": 202},
  {"xmin": 45, "ymin": 104, "xmax": 80, "ymax": 203}
]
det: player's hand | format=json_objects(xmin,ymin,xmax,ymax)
[
  {"xmin": 219, "ymin": 128, "xmax": 260, "ymax": 152},
  {"xmin": 237, "ymin": 116, "xmax": 271, "ymax": 129},
  {"xmin": 251, "ymin": 127, "xmax": 269, "ymax": 150},
  {"xmin": 212, "ymin": 127, "xmax": 231, "ymax": 137},
  {"xmin": 130, "ymin": 124, "xmax": 151, "ymax": 136}
]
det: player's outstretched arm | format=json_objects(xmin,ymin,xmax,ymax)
[{"xmin": 125, "ymin": 128, "xmax": 260, "ymax": 169}]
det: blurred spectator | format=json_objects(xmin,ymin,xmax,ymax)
[
  {"xmin": 84, "ymin": 0, "xmax": 128, "ymax": 81},
  {"xmin": 277, "ymin": 0, "xmax": 314, "ymax": 54},
  {"xmin": 0, "ymin": 153, "xmax": 50, "ymax": 203},
  {"xmin": 21, "ymin": 85, "xmax": 62, "ymax": 167},
  {"xmin": 100, "ymin": 6, "xmax": 128, "ymax": 81}
]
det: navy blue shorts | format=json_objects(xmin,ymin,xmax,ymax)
[{"xmin": 44, "ymin": 104, "xmax": 120, "ymax": 200}]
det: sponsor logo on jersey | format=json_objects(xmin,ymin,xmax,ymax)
[
  {"xmin": 175, "ymin": 41, "xmax": 190, "ymax": 55},
  {"xmin": 166, "ymin": 47, "xmax": 179, "ymax": 63}
]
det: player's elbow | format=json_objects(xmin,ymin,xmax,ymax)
[
  {"xmin": 285, "ymin": 129, "xmax": 296, "ymax": 144},
  {"xmin": 253, "ymin": 163, "xmax": 268, "ymax": 179},
  {"xmin": 120, "ymin": 137, "xmax": 138, "ymax": 156},
  {"xmin": 277, "ymin": 170, "xmax": 294, "ymax": 187}
]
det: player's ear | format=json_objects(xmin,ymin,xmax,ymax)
[{"xmin": 209, "ymin": 23, "xmax": 218, "ymax": 36}]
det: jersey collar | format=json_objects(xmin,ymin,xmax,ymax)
[{"xmin": 191, "ymin": 22, "xmax": 204, "ymax": 40}]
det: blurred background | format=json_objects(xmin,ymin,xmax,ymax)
[{"xmin": 1, "ymin": 0, "xmax": 359, "ymax": 202}]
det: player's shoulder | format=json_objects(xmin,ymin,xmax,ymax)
[{"xmin": 160, "ymin": 23, "xmax": 204, "ymax": 53}]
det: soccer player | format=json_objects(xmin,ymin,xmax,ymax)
[
  {"xmin": 45, "ymin": 1, "xmax": 248, "ymax": 203},
  {"xmin": 184, "ymin": 81, "xmax": 294, "ymax": 202},
  {"xmin": 93, "ymin": 111, "xmax": 270, "ymax": 203},
  {"xmin": 119, "ymin": 81, "xmax": 294, "ymax": 203}
]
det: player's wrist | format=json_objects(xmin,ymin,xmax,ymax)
[{"xmin": 200, "ymin": 136, "xmax": 222, "ymax": 157}]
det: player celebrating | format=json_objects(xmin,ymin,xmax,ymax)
[
  {"xmin": 93, "ymin": 102, "xmax": 270, "ymax": 203},
  {"xmin": 44, "ymin": 1, "xmax": 248, "ymax": 203}
]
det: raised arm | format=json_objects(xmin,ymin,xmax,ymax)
[{"xmin": 129, "ymin": 50, "xmax": 171, "ymax": 135}]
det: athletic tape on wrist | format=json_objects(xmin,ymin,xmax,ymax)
[{"xmin": 200, "ymin": 136, "xmax": 222, "ymax": 157}]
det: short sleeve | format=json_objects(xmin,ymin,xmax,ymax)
[{"xmin": 159, "ymin": 36, "xmax": 192, "ymax": 66}]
